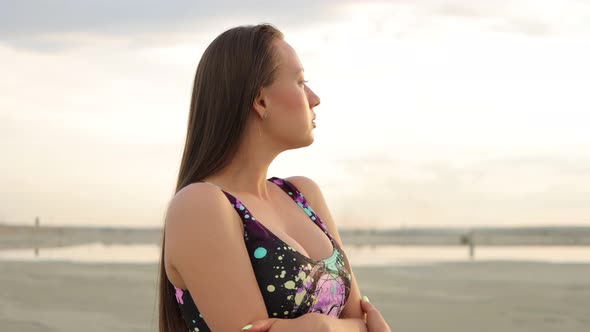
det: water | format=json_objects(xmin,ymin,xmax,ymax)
[
  {"xmin": 0, "ymin": 243, "xmax": 160, "ymax": 264},
  {"xmin": 1, "ymin": 243, "xmax": 589, "ymax": 265}
]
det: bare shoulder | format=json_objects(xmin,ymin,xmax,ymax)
[
  {"xmin": 165, "ymin": 182, "xmax": 232, "ymax": 228},
  {"xmin": 284, "ymin": 175, "xmax": 325, "ymax": 212},
  {"xmin": 284, "ymin": 175, "xmax": 323, "ymax": 213},
  {"xmin": 283, "ymin": 175, "xmax": 325, "ymax": 203},
  {"xmin": 164, "ymin": 181, "xmax": 241, "ymax": 259},
  {"xmin": 163, "ymin": 182, "xmax": 269, "ymax": 329},
  {"xmin": 284, "ymin": 175, "xmax": 343, "ymax": 247},
  {"xmin": 164, "ymin": 182, "xmax": 236, "ymax": 268}
]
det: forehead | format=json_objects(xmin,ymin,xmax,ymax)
[{"xmin": 274, "ymin": 39, "xmax": 304, "ymax": 75}]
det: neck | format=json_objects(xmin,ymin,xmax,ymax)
[{"xmin": 203, "ymin": 121, "xmax": 282, "ymax": 201}]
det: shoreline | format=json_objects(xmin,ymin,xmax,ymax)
[{"xmin": 2, "ymin": 223, "xmax": 590, "ymax": 250}]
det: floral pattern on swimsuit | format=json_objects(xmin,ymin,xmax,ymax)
[{"xmin": 171, "ymin": 176, "xmax": 352, "ymax": 332}]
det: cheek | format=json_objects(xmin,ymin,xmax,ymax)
[{"xmin": 273, "ymin": 85, "xmax": 306, "ymax": 111}]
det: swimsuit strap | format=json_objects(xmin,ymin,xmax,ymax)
[
  {"xmin": 268, "ymin": 177, "xmax": 337, "ymax": 244},
  {"xmin": 199, "ymin": 177, "xmax": 335, "ymax": 244}
]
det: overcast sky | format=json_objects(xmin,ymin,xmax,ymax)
[{"xmin": 1, "ymin": 0, "xmax": 589, "ymax": 228}]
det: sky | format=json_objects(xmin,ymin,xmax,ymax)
[{"xmin": 1, "ymin": 0, "xmax": 589, "ymax": 229}]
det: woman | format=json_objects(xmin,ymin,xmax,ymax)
[{"xmin": 158, "ymin": 23, "xmax": 391, "ymax": 332}]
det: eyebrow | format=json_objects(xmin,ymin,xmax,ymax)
[{"xmin": 294, "ymin": 68, "xmax": 305, "ymax": 75}]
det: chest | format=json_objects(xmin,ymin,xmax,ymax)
[
  {"xmin": 245, "ymin": 240, "xmax": 351, "ymax": 319},
  {"xmin": 233, "ymin": 190, "xmax": 334, "ymax": 262}
]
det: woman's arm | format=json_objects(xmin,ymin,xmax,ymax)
[
  {"xmin": 165, "ymin": 183, "xmax": 271, "ymax": 331},
  {"xmin": 321, "ymin": 315, "xmax": 369, "ymax": 332}
]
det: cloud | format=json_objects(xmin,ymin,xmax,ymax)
[
  {"xmin": 354, "ymin": 0, "xmax": 590, "ymax": 39},
  {"xmin": 3, "ymin": 0, "xmax": 588, "ymax": 53},
  {"xmin": 0, "ymin": 0, "xmax": 350, "ymax": 52},
  {"xmin": 426, "ymin": 0, "xmax": 590, "ymax": 37}
]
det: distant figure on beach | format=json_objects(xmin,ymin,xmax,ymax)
[
  {"xmin": 157, "ymin": 24, "xmax": 391, "ymax": 332},
  {"xmin": 460, "ymin": 230, "xmax": 476, "ymax": 260}
]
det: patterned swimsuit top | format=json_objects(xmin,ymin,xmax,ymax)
[{"xmin": 172, "ymin": 176, "xmax": 352, "ymax": 332}]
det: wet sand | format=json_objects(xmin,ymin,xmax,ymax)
[{"xmin": 0, "ymin": 260, "xmax": 589, "ymax": 332}]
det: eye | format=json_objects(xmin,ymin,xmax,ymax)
[{"xmin": 299, "ymin": 80, "xmax": 309, "ymax": 86}]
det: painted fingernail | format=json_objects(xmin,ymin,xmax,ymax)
[
  {"xmin": 362, "ymin": 295, "xmax": 370, "ymax": 303},
  {"xmin": 242, "ymin": 324, "xmax": 253, "ymax": 330}
]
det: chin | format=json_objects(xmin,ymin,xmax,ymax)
[
  {"xmin": 303, "ymin": 134, "xmax": 315, "ymax": 147},
  {"xmin": 289, "ymin": 137, "xmax": 314, "ymax": 150},
  {"xmin": 284, "ymin": 130, "xmax": 315, "ymax": 150}
]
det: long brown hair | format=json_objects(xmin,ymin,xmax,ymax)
[{"xmin": 157, "ymin": 23, "xmax": 284, "ymax": 332}]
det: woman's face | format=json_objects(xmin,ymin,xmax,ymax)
[{"xmin": 260, "ymin": 39, "xmax": 321, "ymax": 149}]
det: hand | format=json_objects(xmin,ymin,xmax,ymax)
[
  {"xmin": 243, "ymin": 312, "xmax": 329, "ymax": 332},
  {"xmin": 360, "ymin": 297, "xmax": 391, "ymax": 332}
]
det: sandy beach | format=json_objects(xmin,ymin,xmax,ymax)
[{"xmin": 1, "ymin": 259, "xmax": 589, "ymax": 332}]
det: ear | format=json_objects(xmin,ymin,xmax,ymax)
[{"xmin": 253, "ymin": 87, "xmax": 269, "ymax": 119}]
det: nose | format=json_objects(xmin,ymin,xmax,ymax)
[{"xmin": 306, "ymin": 86, "xmax": 320, "ymax": 108}]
